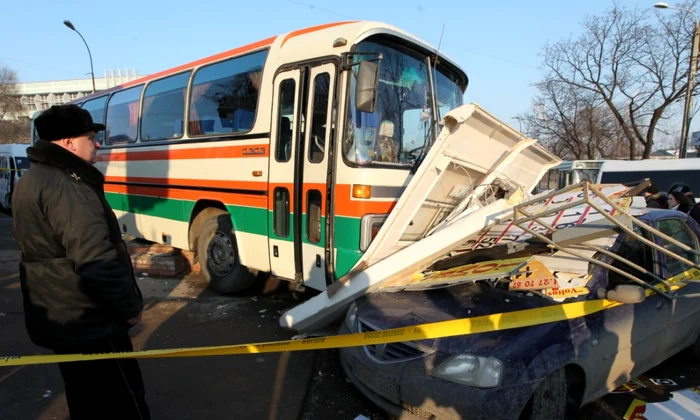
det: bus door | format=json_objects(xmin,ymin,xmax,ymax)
[
  {"xmin": 268, "ymin": 63, "xmax": 336, "ymax": 289},
  {"xmin": 269, "ymin": 69, "xmax": 302, "ymax": 282},
  {"xmin": 299, "ymin": 63, "xmax": 335, "ymax": 291},
  {"xmin": 0, "ymin": 155, "xmax": 10, "ymax": 208}
]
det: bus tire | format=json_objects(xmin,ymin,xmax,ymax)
[{"xmin": 196, "ymin": 211, "xmax": 255, "ymax": 294}]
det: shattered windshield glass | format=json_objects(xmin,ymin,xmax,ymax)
[{"xmin": 343, "ymin": 39, "xmax": 465, "ymax": 166}]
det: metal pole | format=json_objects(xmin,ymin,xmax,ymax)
[
  {"xmin": 679, "ymin": 21, "xmax": 700, "ymax": 159},
  {"xmin": 64, "ymin": 21, "xmax": 96, "ymax": 94},
  {"xmin": 512, "ymin": 117, "xmax": 522, "ymax": 132},
  {"xmin": 74, "ymin": 29, "xmax": 96, "ymax": 93}
]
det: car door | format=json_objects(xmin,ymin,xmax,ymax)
[
  {"xmin": 593, "ymin": 225, "xmax": 669, "ymax": 392},
  {"xmin": 656, "ymin": 217, "xmax": 700, "ymax": 353}
]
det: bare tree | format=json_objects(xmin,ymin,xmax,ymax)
[
  {"xmin": 522, "ymin": 79, "xmax": 631, "ymax": 159},
  {"xmin": 0, "ymin": 62, "xmax": 28, "ymax": 143},
  {"xmin": 534, "ymin": 1, "xmax": 699, "ymax": 159}
]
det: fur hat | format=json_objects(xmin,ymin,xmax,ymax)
[
  {"xmin": 645, "ymin": 184, "xmax": 660, "ymax": 195},
  {"xmin": 34, "ymin": 104, "xmax": 105, "ymax": 141}
]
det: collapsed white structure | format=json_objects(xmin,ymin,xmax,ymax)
[
  {"xmin": 279, "ymin": 103, "xmax": 692, "ymax": 333},
  {"xmin": 280, "ymin": 104, "xmax": 562, "ymax": 332}
]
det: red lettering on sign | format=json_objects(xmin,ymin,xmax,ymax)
[{"xmin": 472, "ymin": 263, "xmax": 499, "ymax": 274}]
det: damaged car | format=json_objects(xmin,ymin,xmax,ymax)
[{"xmin": 339, "ymin": 210, "xmax": 700, "ymax": 420}]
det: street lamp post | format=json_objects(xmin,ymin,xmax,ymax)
[
  {"xmin": 655, "ymin": 2, "xmax": 700, "ymax": 158},
  {"xmin": 512, "ymin": 116, "xmax": 524, "ymax": 132},
  {"xmin": 63, "ymin": 20, "xmax": 96, "ymax": 94}
]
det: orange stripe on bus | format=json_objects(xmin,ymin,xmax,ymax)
[
  {"xmin": 334, "ymin": 184, "xmax": 396, "ymax": 218},
  {"xmin": 105, "ymin": 176, "xmax": 266, "ymax": 192},
  {"xmin": 280, "ymin": 21, "xmax": 357, "ymax": 47},
  {"xmin": 268, "ymin": 182, "xmax": 327, "ymax": 214},
  {"xmin": 104, "ymin": 184, "xmax": 267, "ymax": 209},
  {"xmin": 102, "ymin": 178, "xmax": 396, "ymax": 217},
  {"xmin": 96, "ymin": 144, "xmax": 269, "ymax": 162}
]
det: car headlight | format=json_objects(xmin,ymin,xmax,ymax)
[
  {"xmin": 344, "ymin": 303, "xmax": 358, "ymax": 331},
  {"xmin": 429, "ymin": 354, "xmax": 503, "ymax": 388}
]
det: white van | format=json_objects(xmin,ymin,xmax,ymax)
[
  {"xmin": 0, "ymin": 144, "xmax": 30, "ymax": 209},
  {"xmin": 598, "ymin": 158, "xmax": 700, "ymax": 197}
]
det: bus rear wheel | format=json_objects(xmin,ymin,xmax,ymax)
[{"xmin": 195, "ymin": 211, "xmax": 255, "ymax": 294}]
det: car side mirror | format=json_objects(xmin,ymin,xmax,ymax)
[
  {"xmin": 355, "ymin": 60, "xmax": 380, "ymax": 114},
  {"xmin": 607, "ymin": 284, "xmax": 646, "ymax": 304}
]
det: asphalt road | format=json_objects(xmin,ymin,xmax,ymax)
[{"xmin": 0, "ymin": 212, "xmax": 382, "ymax": 420}]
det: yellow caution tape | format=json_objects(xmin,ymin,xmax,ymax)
[
  {"xmin": 0, "ymin": 268, "xmax": 696, "ymax": 367},
  {"xmin": 0, "ymin": 298, "xmax": 625, "ymax": 367}
]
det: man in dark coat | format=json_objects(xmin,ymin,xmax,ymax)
[
  {"xmin": 12, "ymin": 104, "xmax": 150, "ymax": 420},
  {"xmin": 643, "ymin": 184, "xmax": 667, "ymax": 209}
]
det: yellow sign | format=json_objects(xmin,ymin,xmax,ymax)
[
  {"xmin": 390, "ymin": 257, "xmax": 529, "ymax": 288},
  {"xmin": 544, "ymin": 287, "xmax": 590, "ymax": 298},
  {"xmin": 509, "ymin": 260, "xmax": 558, "ymax": 291}
]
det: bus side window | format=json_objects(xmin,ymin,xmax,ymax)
[
  {"xmin": 306, "ymin": 190, "xmax": 322, "ymax": 243},
  {"xmin": 273, "ymin": 188, "xmax": 290, "ymax": 238},
  {"xmin": 309, "ymin": 73, "xmax": 330, "ymax": 164},
  {"xmin": 276, "ymin": 79, "xmax": 296, "ymax": 162},
  {"xmin": 538, "ymin": 172, "xmax": 550, "ymax": 191},
  {"xmin": 1, "ymin": 157, "xmax": 7, "ymax": 179},
  {"xmin": 548, "ymin": 169, "xmax": 559, "ymax": 190}
]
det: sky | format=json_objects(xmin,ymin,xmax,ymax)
[{"xmin": 2, "ymin": 0, "xmax": 693, "ymax": 141}]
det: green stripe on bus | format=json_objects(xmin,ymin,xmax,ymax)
[
  {"xmin": 105, "ymin": 192, "xmax": 268, "ymax": 236},
  {"xmin": 105, "ymin": 191, "xmax": 364, "ymax": 278}
]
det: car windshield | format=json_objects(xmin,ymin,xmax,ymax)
[{"xmin": 343, "ymin": 39, "xmax": 465, "ymax": 166}]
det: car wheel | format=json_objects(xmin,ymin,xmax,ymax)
[
  {"xmin": 520, "ymin": 369, "xmax": 567, "ymax": 420},
  {"xmin": 196, "ymin": 211, "xmax": 255, "ymax": 294}
]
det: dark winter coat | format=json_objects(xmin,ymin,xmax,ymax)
[{"xmin": 12, "ymin": 140, "xmax": 143, "ymax": 350}]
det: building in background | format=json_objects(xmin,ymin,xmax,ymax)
[{"xmin": 11, "ymin": 69, "xmax": 143, "ymax": 119}]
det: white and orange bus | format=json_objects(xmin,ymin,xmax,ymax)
[{"xmin": 30, "ymin": 21, "xmax": 468, "ymax": 293}]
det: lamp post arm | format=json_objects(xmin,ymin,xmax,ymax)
[{"xmin": 73, "ymin": 28, "xmax": 96, "ymax": 93}]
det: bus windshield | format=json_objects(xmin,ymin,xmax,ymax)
[{"xmin": 343, "ymin": 39, "xmax": 465, "ymax": 166}]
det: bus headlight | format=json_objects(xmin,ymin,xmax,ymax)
[
  {"xmin": 359, "ymin": 214, "xmax": 388, "ymax": 251},
  {"xmin": 429, "ymin": 354, "xmax": 503, "ymax": 388}
]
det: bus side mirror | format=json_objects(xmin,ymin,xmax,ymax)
[{"xmin": 355, "ymin": 60, "xmax": 380, "ymax": 114}]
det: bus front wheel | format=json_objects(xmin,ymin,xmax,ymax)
[{"xmin": 196, "ymin": 211, "xmax": 255, "ymax": 293}]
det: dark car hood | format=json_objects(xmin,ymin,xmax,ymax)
[{"xmin": 355, "ymin": 282, "xmax": 555, "ymax": 354}]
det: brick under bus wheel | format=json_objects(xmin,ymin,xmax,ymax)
[{"xmin": 194, "ymin": 210, "xmax": 255, "ymax": 293}]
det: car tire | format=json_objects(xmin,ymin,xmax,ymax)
[
  {"xmin": 520, "ymin": 369, "xmax": 568, "ymax": 420},
  {"xmin": 196, "ymin": 211, "xmax": 255, "ymax": 294}
]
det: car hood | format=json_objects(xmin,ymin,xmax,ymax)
[{"xmin": 355, "ymin": 282, "xmax": 555, "ymax": 354}]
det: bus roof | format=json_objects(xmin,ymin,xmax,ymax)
[
  {"xmin": 601, "ymin": 158, "xmax": 700, "ymax": 172},
  {"xmin": 553, "ymin": 159, "xmax": 604, "ymax": 171},
  {"xmin": 62, "ymin": 20, "xmax": 468, "ymax": 106},
  {"xmin": 0, "ymin": 144, "xmax": 29, "ymax": 155}
]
